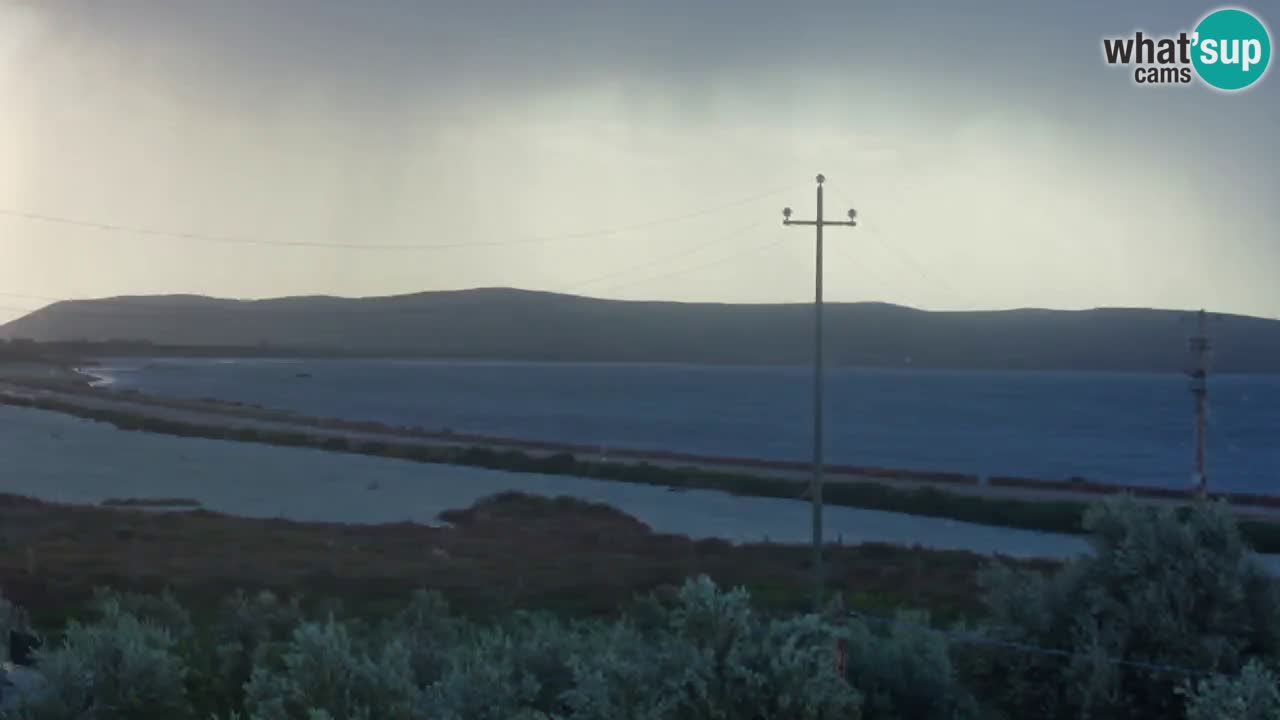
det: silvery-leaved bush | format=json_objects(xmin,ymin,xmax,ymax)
[
  {"xmin": 973, "ymin": 496, "xmax": 1280, "ymax": 720},
  {"xmin": 89, "ymin": 588, "xmax": 194, "ymax": 641},
  {"xmin": 378, "ymin": 589, "xmax": 464, "ymax": 687},
  {"xmin": 842, "ymin": 610, "xmax": 978, "ymax": 720},
  {"xmin": 560, "ymin": 620, "xmax": 678, "ymax": 720},
  {"xmin": 1181, "ymin": 660, "xmax": 1280, "ymax": 720},
  {"xmin": 243, "ymin": 617, "xmax": 419, "ymax": 720},
  {"xmin": 630, "ymin": 575, "xmax": 861, "ymax": 720},
  {"xmin": 420, "ymin": 612, "xmax": 585, "ymax": 720},
  {"xmin": 15, "ymin": 598, "xmax": 190, "ymax": 720}
]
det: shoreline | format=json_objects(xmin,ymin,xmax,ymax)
[
  {"xmin": 5, "ymin": 368, "xmax": 1273, "ymax": 508},
  {"xmin": 6, "ymin": 376, "xmax": 1280, "ymax": 554}
]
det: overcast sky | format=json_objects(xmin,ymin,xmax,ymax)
[{"xmin": 1, "ymin": 0, "xmax": 1277, "ymax": 322}]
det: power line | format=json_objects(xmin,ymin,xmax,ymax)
[
  {"xmin": 0, "ymin": 183, "xmax": 800, "ymax": 253},
  {"xmin": 0, "ymin": 223, "xmax": 772, "ymax": 320},
  {"xmin": 593, "ymin": 226, "xmax": 782, "ymax": 295},
  {"xmin": 847, "ymin": 610, "xmax": 1226, "ymax": 680},
  {"xmin": 560, "ymin": 220, "xmax": 767, "ymax": 294},
  {"xmin": 0, "ymin": 292, "xmax": 65, "ymax": 302},
  {"xmin": 825, "ymin": 184, "xmax": 965, "ymax": 301},
  {"xmin": 0, "ymin": 222, "xmax": 769, "ymax": 317}
]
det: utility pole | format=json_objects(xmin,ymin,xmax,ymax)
[
  {"xmin": 782, "ymin": 174, "xmax": 857, "ymax": 611},
  {"xmin": 1190, "ymin": 309, "xmax": 1210, "ymax": 498}
]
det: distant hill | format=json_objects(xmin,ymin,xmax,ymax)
[{"xmin": 2, "ymin": 288, "xmax": 1277, "ymax": 373}]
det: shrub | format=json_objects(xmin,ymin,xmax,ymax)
[
  {"xmin": 242, "ymin": 618, "xmax": 419, "ymax": 720},
  {"xmin": 0, "ymin": 593, "xmax": 32, "ymax": 662},
  {"xmin": 378, "ymin": 590, "xmax": 464, "ymax": 687},
  {"xmin": 19, "ymin": 597, "xmax": 191, "ymax": 720},
  {"xmin": 560, "ymin": 620, "xmax": 677, "ymax": 720},
  {"xmin": 972, "ymin": 496, "xmax": 1280, "ymax": 720},
  {"xmin": 661, "ymin": 577, "xmax": 861, "ymax": 719},
  {"xmin": 422, "ymin": 613, "xmax": 585, "ymax": 720},
  {"xmin": 89, "ymin": 587, "xmax": 193, "ymax": 640},
  {"xmin": 843, "ymin": 611, "xmax": 979, "ymax": 720},
  {"xmin": 565, "ymin": 576, "xmax": 862, "ymax": 720},
  {"xmin": 188, "ymin": 590, "xmax": 309, "ymax": 717},
  {"xmin": 1181, "ymin": 660, "xmax": 1280, "ymax": 720}
]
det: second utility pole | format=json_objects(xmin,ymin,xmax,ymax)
[
  {"xmin": 783, "ymin": 174, "xmax": 857, "ymax": 611},
  {"xmin": 1190, "ymin": 309, "xmax": 1210, "ymax": 498}
]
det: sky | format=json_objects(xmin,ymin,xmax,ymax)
[{"xmin": 1, "ymin": 0, "xmax": 1277, "ymax": 322}]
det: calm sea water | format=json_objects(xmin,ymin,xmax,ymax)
[{"xmin": 89, "ymin": 359, "xmax": 1280, "ymax": 493}]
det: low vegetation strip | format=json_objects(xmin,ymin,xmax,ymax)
[
  {"xmin": 26, "ymin": 378, "xmax": 987, "ymax": 486},
  {"xmin": 100, "ymin": 497, "xmax": 202, "ymax": 508},
  {"xmin": 7, "ymin": 391, "xmax": 1280, "ymax": 553},
  {"xmin": 989, "ymin": 474, "xmax": 1280, "ymax": 509}
]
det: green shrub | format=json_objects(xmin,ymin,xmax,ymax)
[
  {"xmin": 1181, "ymin": 660, "xmax": 1280, "ymax": 720},
  {"xmin": 971, "ymin": 496, "xmax": 1280, "ymax": 720},
  {"xmin": 243, "ymin": 618, "xmax": 419, "ymax": 720},
  {"xmin": 378, "ymin": 590, "xmax": 464, "ymax": 687},
  {"xmin": 0, "ymin": 592, "xmax": 32, "ymax": 662},
  {"xmin": 19, "ymin": 598, "xmax": 191, "ymax": 720},
  {"xmin": 843, "ymin": 611, "xmax": 979, "ymax": 720},
  {"xmin": 423, "ymin": 612, "xmax": 588, "ymax": 719},
  {"xmin": 184, "ymin": 590, "xmax": 309, "ymax": 718},
  {"xmin": 89, "ymin": 587, "xmax": 193, "ymax": 640}
]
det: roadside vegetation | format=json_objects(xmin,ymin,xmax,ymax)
[{"xmin": 1, "ymin": 495, "xmax": 1277, "ymax": 718}]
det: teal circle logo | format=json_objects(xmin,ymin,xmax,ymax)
[{"xmin": 1192, "ymin": 8, "xmax": 1271, "ymax": 91}]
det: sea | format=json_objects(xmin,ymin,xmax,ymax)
[{"xmin": 86, "ymin": 358, "xmax": 1280, "ymax": 494}]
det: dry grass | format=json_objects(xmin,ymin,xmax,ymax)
[{"xmin": 0, "ymin": 492, "xmax": 1047, "ymax": 629}]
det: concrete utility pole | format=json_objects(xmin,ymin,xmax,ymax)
[
  {"xmin": 782, "ymin": 174, "xmax": 857, "ymax": 611},
  {"xmin": 1190, "ymin": 309, "xmax": 1210, "ymax": 498}
]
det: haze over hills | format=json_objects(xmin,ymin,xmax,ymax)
[{"xmin": 2, "ymin": 288, "xmax": 1278, "ymax": 373}]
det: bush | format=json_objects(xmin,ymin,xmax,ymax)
[
  {"xmin": 843, "ymin": 611, "xmax": 979, "ymax": 720},
  {"xmin": 19, "ymin": 597, "xmax": 191, "ymax": 720},
  {"xmin": 243, "ymin": 618, "xmax": 419, "ymax": 720},
  {"xmin": 1181, "ymin": 660, "xmax": 1280, "ymax": 720},
  {"xmin": 89, "ymin": 588, "xmax": 193, "ymax": 640},
  {"xmin": 188, "ymin": 590, "xmax": 309, "ymax": 717},
  {"xmin": 422, "ymin": 613, "xmax": 587, "ymax": 719},
  {"xmin": 567, "ymin": 576, "xmax": 862, "ymax": 720},
  {"xmin": 972, "ymin": 496, "xmax": 1280, "ymax": 720},
  {"xmin": 378, "ymin": 590, "xmax": 464, "ymax": 687},
  {"xmin": 0, "ymin": 593, "xmax": 33, "ymax": 662},
  {"xmin": 560, "ymin": 619, "xmax": 677, "ymax": 720}
]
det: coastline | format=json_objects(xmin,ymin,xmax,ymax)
[
  {"xmin": 2, "ymin": 364, "xmax": 1271, "ymax": 507},
  {"xmin": 5, "ymin": 372, "xmax": 1280, "ymax": 554}
]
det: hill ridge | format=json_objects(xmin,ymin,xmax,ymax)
[{"xmin": 4, "ymin": 288, "xmax": 1277, "ymax": 373}]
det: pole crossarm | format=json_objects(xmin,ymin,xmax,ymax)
[
  {"xmin": 780, "ymin": 173, "xmax": 858, "ymax": 613},
  {"xmin": 783, "ymin": 220, "xmax": 857, "ymax": 227}
]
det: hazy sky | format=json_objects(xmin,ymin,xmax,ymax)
[{"xmin": 1, "ymin": 0, "xmax": 1277, "ymax": 322}]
